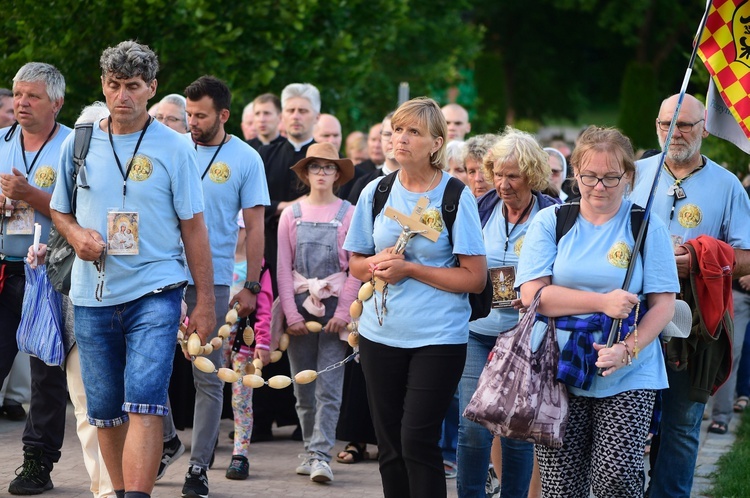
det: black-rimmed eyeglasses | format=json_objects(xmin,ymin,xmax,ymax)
[
  {"xmin": 307, "ymin": 164, "xmax": 339, "ymax": 175},
  {"xmin": 578, "ymin": 174, "xmax": 624, "ymax": 188},
  {"xmin": 656, "ymin": 119, "xmax": 704, "ymax": 133}
]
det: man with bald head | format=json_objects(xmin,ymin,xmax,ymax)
[
  {"xmin": 442, "ymin": 103, "xmax": 471, "ymax": 142},
  {"xmin": 630, "ymin": 94, "xmax": 750, "ymax": 498},
  {"xmin": 313, "ymin": 113, "xmax": 342, "ymax": 151}
]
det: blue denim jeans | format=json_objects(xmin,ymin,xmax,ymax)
[
  {"xmin": 711, "ymin": 290, "xmax": 750, "ymax": 424},
  {"xmin": 647, "ymin": 367, "xmax": 705, "ymax": 498},
  {"xmin": 457, "ymin": 331, "xmax": 534, "ymax": 498},
  {"xmin": 75, "ymin": 287, "xmax": 182, "ymax": 427}
]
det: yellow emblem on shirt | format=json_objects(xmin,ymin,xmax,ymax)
[
  {"xmin": 128, "ymin": 155, "xmax": 153, "ymax": 181},
  {"xmin": 34, "ymin": 165, "xmax": 56, "ymax": 188},
  {"xmin": 209, "ymin": 162, "xmax": 231, "ymax": 183},
  {"xmin": 514, "ymin": 235, "xmax": 525, "ymax": 257},
  {"xmin": 607, "ymin": 241, "xmax": 631, "ymax": 269},
  {"xmin": 677, "ymin": 204, "xmax": 702, "ymax": 229}
]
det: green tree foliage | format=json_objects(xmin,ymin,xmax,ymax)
[
  {"xmin": 617, "ymin": 62, "xmax": 658, "ymax": 150},
  {"xmin": 0, "ymin": 0, "xmax": 481, "ymax": 134}
]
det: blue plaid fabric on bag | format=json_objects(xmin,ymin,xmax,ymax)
[{"xmin": 537, "ymin": 303, "xmax": 645, "ymax": 390}]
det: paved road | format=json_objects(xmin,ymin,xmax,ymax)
[{"xmin": 0, "ymin": 402, "xmax": 737, "ymax": 498}]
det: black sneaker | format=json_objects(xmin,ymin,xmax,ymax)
[
  {"xmin": 182, "ymin": 465, "xmax": 209, "ymax": 498},
  {"xmin": 2, "ymin": 403, "xmax": 27, "ymax": 421},
  {"xmin": 156, "ymin": 435, "xmax": 185, "ymax": 481},
  {"xmin": 225, "ymin": 455, "xmax": 249, "ymax": 480},
  {"xmin": 8, "ymin": 448, "xmax": 53, "ymax": 495}
]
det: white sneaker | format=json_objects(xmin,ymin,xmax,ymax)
[
  {"xmin": 310, "ymin": 459, "xmax": 333, "ymax": 483},
  {"xmin": 296, "ymin": 454, "xmax": 315, "ymax": 475}
]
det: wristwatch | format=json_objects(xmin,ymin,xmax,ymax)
[{"xmin": 243, "ymin": 280, "xmax": 261, "ymax": 295}]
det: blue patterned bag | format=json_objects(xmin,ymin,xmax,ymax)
[{"xmin": 16, "ymin": 263, "xmax": 65, "ymax": 366}]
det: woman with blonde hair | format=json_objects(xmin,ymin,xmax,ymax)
[
  {"xmin": 458, "ymin": 127, "xmax": 560, "ymax": 497},
  {"xmin": 344, "ymin": 97, "xmax": 486, "ymax": 497}
]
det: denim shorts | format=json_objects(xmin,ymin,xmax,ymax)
[{"xmin": 74, "ymin": 286, "xmax": 182, "ymax": 427}]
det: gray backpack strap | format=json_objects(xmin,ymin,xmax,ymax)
[
  {"xmin": 292, "ymin": 202, "xmax": 302, "ymax": 219},
  {"xmin": 333, "ymin": 200, "xmax": 351, "ymax": 222},
  {"xmin": 71, "ymin": 122, "xmax": 94, "ymax": 215}
]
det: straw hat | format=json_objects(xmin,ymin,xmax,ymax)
[
  {"xmin": 290, "ymin": 142, "xmax": 354, "ymax": 187},
  {"xmin": 662, "ymin": 299, "xmax": 693, "ymax": 341}
]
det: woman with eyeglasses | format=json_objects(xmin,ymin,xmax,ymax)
[
  {"xmin": 515, "ymin": 126, "xmax": 678, "ymax": 498},
  {"xmin": 276, "ymin": 142, "xmax": 361, "ymax": 483}
]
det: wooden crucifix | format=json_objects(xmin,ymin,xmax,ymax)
[{"xmin": 374, "ymin": 196, "xmax": 441, "ymax": 291}]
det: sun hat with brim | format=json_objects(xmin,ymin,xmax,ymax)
[
  {"xmin": 290, "ymin": 142, "xmax": 354, "ymax": 187},
  {"xmin": 662, "ymin": 299, "xmax": 693, "ymax": 341}
]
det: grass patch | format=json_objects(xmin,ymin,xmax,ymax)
[{"xmin": 709, "ymin": 409, "xmax": 750, "ymax": 498}]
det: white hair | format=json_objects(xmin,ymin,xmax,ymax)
[
  {"xmin": 75, "ymin": 101, "xmax": 109, "ymax": 125},
  {"xmin": 281, "ymin": 83, "xmax": 321, "ymax": 114}
]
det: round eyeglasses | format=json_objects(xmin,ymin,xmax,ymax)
[{"xmin": 307, "ymin": 163, "xmax": 339, "ymax": 175}]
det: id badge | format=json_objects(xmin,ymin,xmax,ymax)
[
  {"xmin": 6, "ymin": 201, "xmax": 34, "ymax": 235},
  {"xmin": 107, "ymin": 211, "xmax": 139, "ymax": 255},
  {"xmin": 490, "ymin": 266, "xmax": 518, "ymax": 309}
]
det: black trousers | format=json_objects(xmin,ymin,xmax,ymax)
[
  {"xmin": 0, "ymin": 271, "xmax": 67, "ymax": 468},
  {"xmin": 359, "ymin": 335, "xmax": 466, "ymax": 498}
]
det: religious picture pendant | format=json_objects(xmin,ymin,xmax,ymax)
[
  {"xmin": 6, "ymin": 201, "xmax": 34, "ymax": 235},
  {"xmin": 490, "ymin": 266, "xmax": 517, "ymax": 309},
  {"xmin": 106, "ymin": 210, "xmax": 139, "ymax": 255}
]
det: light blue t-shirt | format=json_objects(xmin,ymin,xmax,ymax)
[
  {"xmin": 343, "ymin": 172, "xmax": 486, "ymax": 348},
  {"xmin": 516, "ymin": 200, "xmax": 680, "ymax": 397},
  {"xmin": 470, "ymin": 199, "xmax": 540, "ymax": 336},
  {"xmin": 0, "ymin": 124, "xmax": 72, "ymax": 258},
  {"xmin": 630, "ymin": 155, "xmax": 750, "ymax": 249},
  {"xmin": 191, "ymin": 135, "xmax": 269, "ymax": 286},
  {"xmin": 50, "ymin": 119, "xmax": 204, "ymax": 307}
]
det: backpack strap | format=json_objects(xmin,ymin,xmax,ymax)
[
  {"xmin": 70, "ymin": 122, "xmax": 94, "ymax": 215},
  {"xmin": 333, "ymin": 200, "xmax": 351, "ymax": 223},
  {"xmin": 555, "ymin": 200, "xmax": 648, "ymax": 258},
  {"xmin": 442, "ymin": 176, "xmax": 465, "ymax": 247},
  {"xmin": 371, "ymin": 171, "xmax": 465, "ymax": 248},
  {"xmin": 371, "ymin": 171, "xmax": 399, "ymax": 222},
  {"xmin": 555, "ymin": 201, "xmax": 580, "ymax": 244}
]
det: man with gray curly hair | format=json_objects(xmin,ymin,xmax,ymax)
[{"xmin": 51, "ymin": 40, "xmax": 215, "ymax": 498}]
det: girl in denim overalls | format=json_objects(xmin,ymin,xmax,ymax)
[{"xmin": 277, "ymin": 143, "xmax": 360, "ymax": 483}]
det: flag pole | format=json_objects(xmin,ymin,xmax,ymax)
[{"xmin": 597, "ymin": 0, "xmax": 713, "ymax": 375}]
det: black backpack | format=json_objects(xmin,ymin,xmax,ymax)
[
  {"xmin": 371, "ymin": 171, "xmax": 493, "ymax": 321},
  {"xmin": 554, "ymin": 201, "xmax": 647, "ymax": 260}
]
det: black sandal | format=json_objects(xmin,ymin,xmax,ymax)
[
  {"xmin": 708, "ymin": 420, "xmax": 728, "ymax": 435},
  {"xmin": 336, "ymin": 442, "xmax": 369, "ymax": 464}
]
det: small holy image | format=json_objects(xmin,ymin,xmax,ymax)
[
  {"xmin": 6, "ymin": 200, "xmax": 34, "ymax": 235},
  {"xmin": 490, "ymin": 266, "xmax": 517, "ymax": 309},
  {"xmin": 107, "ymin": 211, "xmax": 139, "ymax": 255}
]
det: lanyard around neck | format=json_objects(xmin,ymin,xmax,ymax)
[
  {"xmin": 108, "ymin": 116, "xmax": 151, "ymax": 200},
  {"xmin": 502, "ymin": 195, "xmax": 535, "ymax": 253},
  {"xmin": 20, "ymin": 123, "xmax": 58, "ymax": 177},
  {"xmin": 195, "ymin": 132, "xmax": 228, "ymax": 180}
]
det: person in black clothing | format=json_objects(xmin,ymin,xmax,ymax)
[{"xmin": 247, "ymin": 93, "xmax": 284, "ymax": 151}]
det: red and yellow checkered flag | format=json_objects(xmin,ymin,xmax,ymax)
[{"xmin": 698, "ymin": 0, "xmax": 750, "ymax": 139}]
